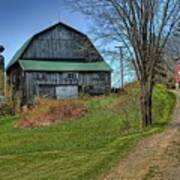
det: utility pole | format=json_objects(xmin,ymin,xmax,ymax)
[{"xmin": 115, "ymin": 46, "xmax": 125, "ymax": 89}]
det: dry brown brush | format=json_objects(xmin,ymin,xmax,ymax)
[{"xmin": 16, "ymin": 98, "xmax": 88, "ymax": 128}]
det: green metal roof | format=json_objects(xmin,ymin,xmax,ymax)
[
  {"xmin": 19, "ymin": 60, "xmax": 112, "ymax": 72},
  {"xmin": 6, "ymin": 37, "xmax": 33, "ymax": 70}
]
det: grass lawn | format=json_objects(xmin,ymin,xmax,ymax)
[{"xmin": 0, "ymin": 84, "xmax": 175, "ymax": 180}]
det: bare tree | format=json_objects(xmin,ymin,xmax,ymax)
[
  {"xmin": 66, "ymin": 0, "xmax": 180, "ymax": 127},
  {"xmin": 161, "ymin": 22, "xmax": 180, "ymax": 85},
  {"xmin": 99, "ymin": 47, "xmax": 135, "ymax": 88},
  {"xmin": 165, "ymin": 22, "xmax": 180, "ymax": 60}
]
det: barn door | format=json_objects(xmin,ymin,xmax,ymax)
[
  {"xmin": 55, "ymin": 86, "xmax": 78, "ymax": 100},
  {"xmin": 38, "ymin": 85, "xmax": 55, "ymax": 98}
]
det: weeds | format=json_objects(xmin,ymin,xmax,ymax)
[{"xmin": 17, "ymin": 98, "xmax": 88, "ymax": 128}]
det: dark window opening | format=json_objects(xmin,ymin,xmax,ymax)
[{"xmin": 67, "ymin": 73, "xmax": 74, "ymax": 79}]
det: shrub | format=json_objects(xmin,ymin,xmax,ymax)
[
  {"xmin": 16, "ymin": 98, "xmax": 88, "ymax": 128},
  {"xmin": 0, "ymin": 97, "xmax": 14, "ymax": 116},
  {"xmin": 0, "ymin": 104, "xmax": 14, "ymax": 116}
]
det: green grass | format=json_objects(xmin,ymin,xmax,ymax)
[{"xmin": 0, "ymin": 84, "xmax": 176, "ymax": 180}]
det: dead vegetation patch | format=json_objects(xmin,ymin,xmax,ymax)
[{"xmin": 16, "ymin": 99, "xmax": 88, "ymax": 128}]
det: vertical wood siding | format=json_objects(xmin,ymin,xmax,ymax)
[
  {"xmin": 24, "ymin": 71, "xmax": 111, "ymax": 104},
  {"xmin": 22, "ymin": 25, "xmax": 103, "ymax": 61}
]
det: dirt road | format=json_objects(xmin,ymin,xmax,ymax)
[{"xmin": 103, "ymin": 91, "xmax": 180, "ymax": 180}]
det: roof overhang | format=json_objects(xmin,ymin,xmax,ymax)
[{"xmin": 18, "ymin": 60, "xmax": 113, "ymax": 72}]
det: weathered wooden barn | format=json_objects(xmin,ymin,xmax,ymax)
[{"xmin": 6, "ymin": 22, "xmax": 112, "ymax": 105}]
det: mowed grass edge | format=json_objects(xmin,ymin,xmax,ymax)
[{"xmin": 0, "ymin": 84, "xmax": 176, "ymax": 180}]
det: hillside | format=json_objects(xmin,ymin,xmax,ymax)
[
  {"xmin": 0, "ymin": 84, "xmax": 175, "ymax": 180},
  {"xmin": 103, "ymin": 90, "xmax": 180, "ymax": 180}
]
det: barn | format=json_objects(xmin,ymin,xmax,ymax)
[{"xmin": 6, "ymin": 22, "xmax": 112, "ymax": 105}]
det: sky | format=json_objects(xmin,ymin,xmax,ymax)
[{"xmin": 0, "ymin": 0, "xmax": 135, "ymax": 87}]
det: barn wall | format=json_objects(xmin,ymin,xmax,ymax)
[
  {"xmin": 22, "ymin": 25, "xmax": 102, "ymax": 61},
  {"xmin": 7, "ymin": 64, "xmax": 26, "ymax": 105},
  {"xmin": 24, "ymin": 71, "xmax": 111, "ymax": 104}
]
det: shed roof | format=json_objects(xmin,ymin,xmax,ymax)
[{"xmin": 19, "ymin": 60, "xmax": 112, "ymax": 72}]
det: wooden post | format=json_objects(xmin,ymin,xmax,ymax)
[{"xmin": 0, "ymin": 46, "xmax": 5, "ymax": 96}]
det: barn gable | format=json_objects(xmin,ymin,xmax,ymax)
[
  {"xmin": 23, "ymin": 23, "xmax": 103, "ymax": 61},
  {"xmin": 7, "ymin": 22, "xmax": 104, "ymax": 71}
]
